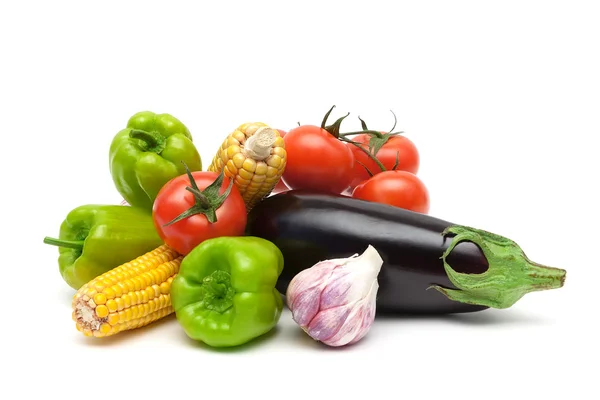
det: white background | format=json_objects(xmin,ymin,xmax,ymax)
[{"xmin": 1, "ymin": 1, "xmax": 598, "ymax": 399}]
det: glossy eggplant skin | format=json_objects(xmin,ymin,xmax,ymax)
[{"xmin": 246, "ymin": 191, "xmax": 490, "ymax": 315}]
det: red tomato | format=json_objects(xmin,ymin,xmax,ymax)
[
  {"xmin": 282, "ymin": 125, "xmax": 354, "ymax": 194},
  {"xmin": 352, "ymin": 170, "xmax": 430, "ymax": 214},
  {"xmin": 347, "ymin": 134, "xmax": 420, "ymax": 191},
  {"xmin": 152, "ymin": 171, "xmax": 247, "ymax": 255},
  {"xmin": 271, "ymin": 129, "xmax": 289, "ymax": 195}
]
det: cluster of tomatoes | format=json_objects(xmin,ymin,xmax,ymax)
[{"xmin": 272, "ymin": 109, "xmax": 430, "ymax": 214}]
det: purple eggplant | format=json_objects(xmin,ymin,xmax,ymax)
[{"xmin": 246, "ymin": 191, "xmax": 566, "ymax": 315}]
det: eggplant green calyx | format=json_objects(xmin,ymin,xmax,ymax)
[
  {"xmin": 129, "ymin": 129, "xmax": 166, "ymax": 154},
  {"xmin": 429, "ymin": 225, "xmax": 567, "ymax": 309},
  {"xmin": 163, "ymin": 162, "xmax": 234, "ymax": 226}
]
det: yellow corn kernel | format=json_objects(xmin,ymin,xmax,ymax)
[
  {"xmin": 207, "ymin": 122, "xmax": 287, "ymax": 212},
  {"xmin": 108, "ymin": 314, "xmax": 120, "ymax": 326},
  {"xmin": 106, "ymin": 299, "xmax": 118, "ymax": 313},
  {"xmin": 71, "ymin": 244, "xmax": 182, "ymax": 338},
  {"xmin": 93, "ymin": 293, "xmax": 107, "ymax": 305},
  {"xmin": 95, "ymin": 305, "xmax": 109, "ymax": 318}
]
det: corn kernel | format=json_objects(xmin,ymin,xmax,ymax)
[
  {"xmin": 103, "ymin": 287, "xmax": 116, "ymax": 299},
  {"xmin": 255, "ymin": 162, "xmax": 268, "ymax": 175},
  {"xmin": 267, "ymin": 155, "xmax": 282, "ymax": 168},
  {"xmin": 106, "ymin": 299, "xmax": 118, "ymax": 313},
  {"xmin": 93, "ymin": 293, "xmax": 107, "ymax": 305},
  {"xmin": 125, "ymin": 279, "xmax": 136, "ymax": 292},
  {"xmin": 226, "ymin": 145, "xmax": 240, "ymax": 159},
  {"xmin": 273, "ymin": 146, "xmax": 286, "ymax": 157},
  {"xmin": 99, "ymin": 324, "xmax": 112, "ymax": 334},
  {"xmin": 108, "ymin": 314, "xmax": 120, "ymax": 325},
  {"xmin": 232, "ymin": 153, "xmax": 246, "ymax": 168},
  {"xmin": 252, "ymin": 174, "xmax": 266, "ymax": 182},
  {"xmin": 235, "ymin": 176, "xmax": 251, "ymax": 186},
  {"xmin": 136, "ymin": 291, "xmax": 144, "ymax": 304},
  {"xmin": 226, "ymin": 159, "xmax": 238, "ymax": 175},
  {"xmin": 266, "ymin": 166, "xmax": 279, "ymax": 177},
  {"xmin": 101, "ymin": 278, "xmax": 114, "ymax": 287},
  {"xmin": 95, "ymin": 305, "xmax": 109, "ymax": 318},
  {"xmin": 160, "ymin": 282, "xmax": 170, "ymax": 294},
  {"xmin": 123, "ymin": 294, "xmax": 132, "ymax": 308},
  {"xmin": 93, "ymin": 282, "xmax": 105, "ymax": 292}
]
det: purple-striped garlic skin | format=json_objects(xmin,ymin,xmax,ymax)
[{"xmin": 286, "ymin": 245, "xmax": 383, "ymax": 347}]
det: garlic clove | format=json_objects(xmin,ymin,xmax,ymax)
[
  {"xmin": 286, "ymin": 245, "xmax": 383, "ymax": 347},
  {"xmin": 289, "ymin": 284, "xmax": 323, "ymax": 328},
  {"xmin": 307, "ymin": 301, "xmax": 355, "ymax": 342},
  {"xmin": 329, "ymin": 279, "xmax": 378, "ymax": 346}
]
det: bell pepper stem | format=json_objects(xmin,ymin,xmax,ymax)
[
  {"xmin": 43, "ymin": 237, "xmax": 84, "ymax": 250},
  {"xmin": 201, "ymin": 270, "xmax": 235, "ymax": 313},
  {"xmin": 129, "ymin": 129, "xmax": 166, "ymax": 154}
]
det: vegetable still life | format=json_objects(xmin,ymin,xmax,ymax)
[{"xmin": 43, "ymin": 107, "xmax": 567, "ymax": 349}]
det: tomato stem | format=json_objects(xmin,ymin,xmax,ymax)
[
  {"xmin": 163, "ymin": 162, "xmax": 234, "ymax": 226},
  {"xmin": 387, "ymin": 110, "xmax": 398, "ymax": 133},
  {"xmin": 321, "ymin": 105, "xmax": 336, "ymax": 129},
  {"xmin": 319, "ymin": 105, "xmax": 351, "ymax": 138},
  {"xmin": 392, "ymin": 151, "xmax": 400, "ymax": 171},
  {"xmin": 340, "ymin": 137, "xmax": 387, "ymax": 172},
  {"xmin": 356, "ymin": 160, "xmax": 375, "ymax": 177},
  {"xmin": 338, "ymin": 129, "xmax": 400, "ymax": 137}
]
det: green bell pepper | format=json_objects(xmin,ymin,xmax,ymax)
[
  {"xmin": 109, "ymin": 111, "xmax": 203, "ymax": 211},
  {"xmin": 171, "ymin": 236, "xmax": 284, "ymax": 347},
  {"xmin": 43, "ymin": 205, "xmax": 164, "ymax": 290}
]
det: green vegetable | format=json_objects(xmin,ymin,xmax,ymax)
[
  {"xmin": 43, "ymin": 205, "xmax": 164, "ymax": 290},
  {"xmin": 109, "ymin": 111, "xmax": 203, "ymax": 211},
  {"xmin": 171, "ymin": 236, "xmax": 284, "ymax": 347}
]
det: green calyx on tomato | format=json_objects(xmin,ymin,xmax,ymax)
[
  {"xmin": 320, "ymin": 105, "xmax": 350, "ymax": 138},
  {"xmin": 281, "ymin": 106, "xmax": 355, "ymax": 194},
  {"xmin": 163, "ymin": 162, "xmax": 234, "ymax": 226},
  {"xmin": 336, "ymin": 112, "xmax": 420, "ymax": 191},
  {"xmin": 152, "ymin": 163, "xmax": 247, "ymax": 256}
]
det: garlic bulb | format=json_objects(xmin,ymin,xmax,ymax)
[{"xmin": 286, "ymin": 245, "xmax": 383, "ymax": 347}]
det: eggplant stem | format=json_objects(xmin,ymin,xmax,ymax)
[{"xmin": 436, "ymin": 225, "xmax": 567, "ymax": 309}]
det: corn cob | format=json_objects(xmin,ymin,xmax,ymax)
[
  {"xmin": 72, "ymin": 244, "xmax": 182, "ymax": 338},
  {"xmin": 208, "ymin": 122, "xmax": 286, "ymax": 212}
]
